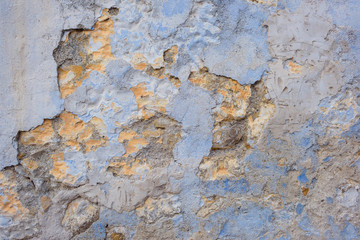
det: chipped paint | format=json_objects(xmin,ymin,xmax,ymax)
[{"xmin": 3, "ymin": 0, "xmax": 360, "ymax": 239}]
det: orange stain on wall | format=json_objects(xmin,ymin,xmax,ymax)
[
  {"xmin": 0, "ymin": 172, "xmax": 29, "ymax": 218},
  {"xmin": 19, "ymin": 119, "xmax": 55, "ymax": 145}
]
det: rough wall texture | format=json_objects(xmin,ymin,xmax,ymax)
[{"xmin": 0, "ymin": 0, "xmax": 359, "ymax": 239}]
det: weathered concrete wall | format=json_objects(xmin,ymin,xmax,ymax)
[{"xmin": 0, "ymin": 0, "xmax": 359, "ymax": 239}]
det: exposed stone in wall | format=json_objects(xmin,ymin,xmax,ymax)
[{"xmin": 1, "ymin": 0, "xmax": 360, "ymax": 239}]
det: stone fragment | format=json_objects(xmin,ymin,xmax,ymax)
[{"xmin": 62, "ymin": 198, "xmax": 99, "ymax": 235}]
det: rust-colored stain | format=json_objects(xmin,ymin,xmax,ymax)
[
  {"xmin": 288, "ymin": 61, "xmax": 303, "ymax": 74},
  {"xmin": 301, "ymin": 186, "xmax": 309, "ymax": 196}
]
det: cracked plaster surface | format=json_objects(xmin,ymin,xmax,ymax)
[{"xmin": 0, "ymin": 0, "xmax": 359, "ymax": 239}]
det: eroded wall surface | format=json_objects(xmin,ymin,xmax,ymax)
[{"xmin": 0, "ymin": 0, "xmax": 359, "ymax": 239}]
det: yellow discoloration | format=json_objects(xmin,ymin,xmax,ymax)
[
  {"xmin": 108, "ymin": 159, "xmax": 149, "ymax": 176},
  {"xmin": 131, "ymin": 53, "xmax": 149, "ymax": 71},
  {"xmin": 166, "ymin": 74, "xmax": 181, "ymax": 88},
  {"xmin": 49, "ymin": 151, "xmax": 85, "ymax": 185},
  {"xmin": 125, "ymin": 138, "xmax": 149, "ymax": 157},
  {"xmin": 21, "ymin": 158, "xmax": 40, "ymax": 171},
  {"xmin": 136, "ymin": 197, "xmax": 155, "ymax": 213},
  {"xmin": 41, "ymin": 196, "xmax": 52, "ymax": 212},
  {"xmin": 198, "ymin": 153, "xmax": 238, "ymax": 180},
  {"xmin": 90, "ymin": 117, "xmax": 107, "ymax": 136},
  {"xmin": 264, "ymin": 194, "xmax": 283, "ymax": 209},
  {"xmin": 78, "ymin": 127, "xmax": 93, "ymax": 142},
  {"xmin": 248, "ymin": 0, "xmax": 277, "ymax": 6},
  {"xmin": 49, "ymin": 152, "xmax": 72, "ymax": 183},
  {"xmin": 85, "ymin": 139, "xmax": 106, "ymax": 153},
  {"xmin": 62, "ymin": 198, "xmax": 99, "ymax": 232},
  {"xmin": 142, "ymin": 109, "xmax": 156, "ymax": 120},
  {"xmin": 0, "ymin": 171, "xmax": 29, "ymax": 218},
  {"xmin": 58, "ymin": 65, "xmax": 84, "ymax": 98},
  {"xmin": 111, "ymin": 102, "xmax": 122, "ymax": 112},
  {"xmin": 152, "ymin": 56, "xmax": 165, "ymax": 69},
  {"xmin": 59, "ymin": 112, "xmax": 86, "ymax": 140},
  {"xmin": 189, "ymin": 69, "xmax": 252, "ymax": 121},
  {"xmin": 288, "ymin": 61, "xmax": 303, "ymax": 74},
  {"xmin": 142, "ymin": 129, "xmax": 163, "ymax": 138},
  {"xmin": 248, "ymin": 103, "xmax": 275, "ymax": 142},
  {"xmin": 131, "ymin": 83, "xmax": 154, "ymax": 108},
  {"xmin": 84, "ymin": 9, "xmax": 115, "ymax": 62},
  {"xmin": 118, "ymin": 130, "xmax": 149, "ymax": 157},
  {"xmin": 58, "ymin": 9, "xmax": 116, "ymax": 99},
  {"xmin": 118, "ymin": 130, "xmax": 138, "ymax": 142},
  {"xmin": 58, "ymin": 112, "xmax": 108, "ymax": 152},
  {"xmin": 131, "ymin": 45, "xmax": 178, "ymax": 72},
  {"xmin": 197, "ymin": 196, "xmax": 225, "ymax": 218},
  {"xmin": 19, "ymin": 119, "xmax": 55, "ymax": 145},
  {"xmin": 131, "ymin": 82, "xmax": 169, "ymax": 115},
  {"xmin": 277, "ymin": 158, "xmax": 287, "ymax": 167},
  {"xmin": 217, "ymin": 81, "xmax": 251, "ymax": 121},
  {"xmin": 212, "ymin": 165, "xmax": 230, "ymax": 179},
  {"xmin": 130, "ymin": 46, "xmax": 180, "ymax": 88},
  {"xmin": 163, "ymin": 45, "xmax": 178, "ymax": 65}
]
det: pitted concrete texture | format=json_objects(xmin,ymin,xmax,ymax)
[{"xmin": 0, "ymin": 0, "xmax": 359, "ymax": 239}]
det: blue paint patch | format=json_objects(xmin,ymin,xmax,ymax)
[
  {"xmin": 151, "ymin": 22, "xmax": 176, "ymax": 39},
  {"xmin": 0, "ymin": 216, "xmax": 12, "ymax": 227},
  {"xmin": 203, "ymin": 178, "xmax": 249, "ymax": 196},
  {"xmin": 326, "ymin": 197, "xmax": 333, "ymax": 204},
  {"xmin": 218, "ymin": 204, "xmax": 274, "ymax": 239},
  {"xmin": 298, "ymin": 214, "xmax": 319, "ymax": 236},
  {"xmin": 276, "ymin": 0, "xmax": 302, "ymax": 12},
  {"xmin": 224, "ymin": 178, "xmax": 249, "ymax": 193},
  {"xmin": 50, "ymin": 90, "xmax": 64, "ymax": 114},
  {"xmin": 297, "ymin": 170, "xmax": 309, "ymax": 183},
  {"xmin": 162, "ymin": 0, "xmax": 190, "ymax": 17},
  {"xmin": 296, "ymin": 203, "xmax": 304, "ymax": 215},
  {"xmin": 300, "ymin": 137, "xmax": 311, "ymax": 149},
  {"xmin": 92, "ymin": 221, "xmax": 106, "ymax": 239},
  {"xmin": 343, "ymin": 120, "xmax": 360, "ymax": 141},
  {"xmin": 100, "ymin": 183, "xmax": 110, "ymax": 195},
  {"xmin": 328, "ymin": 0, "xmax": 360, "ymax": 29},
  {"xmin": 323, "ymin": 156, "xmax": 331, "ymax": 162},
  {"xmin": 341, "ymin": 222, "xmax": 360, "ymax": 240}
]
